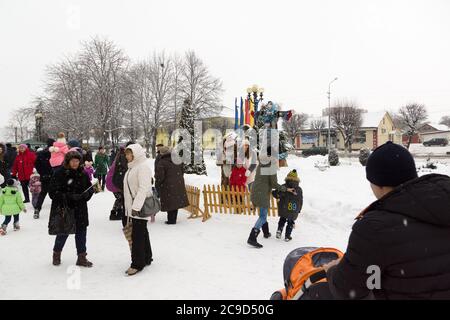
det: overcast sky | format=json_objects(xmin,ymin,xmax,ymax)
[{"xmin": 1, "ymin": 0, "xmax": 449, "ymax": 135}]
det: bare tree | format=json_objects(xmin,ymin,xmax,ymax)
[
  {"xmin": 43, "ymin": 57, "xmax": 95, "ymax": 141},
  {"xmin": 148, "ymin": 52, "xmax": 176, "ymax": 156},
  {"xmin": 282, "ymin": 113, "xmax": 308, "ymax": 145},
  {"xmin": 398, "ymin": 103, "xmax": 428, "ymax": 149},
  {"xmin": 7, "ymin": 107, "xmax": 34, "ymax": 142},
  {"xmin": 180, "ymin": 51, "xmax": 223, "ymax": 119},
  {"xmin": 80, "ymin": 36, "xmax": 128, "ymax": 146},
  {"xmin": 330, "ymin": 100, "xmax": 363, "ymax": 153},
  {"xmin": 439, "ymin": 116, "xmax": 450, "ymax": 128},
  {"xmin": 310, "ymin": 118, "xmax": 326, "ymax": 147}
]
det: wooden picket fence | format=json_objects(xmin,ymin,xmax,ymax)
[
  {"xmin": 202, "ymin": 184, "xmax": 278, "ymax": 220},
  {"xmin": 184, "ymin": 185, "xmax": 205, "ymax": 220}
]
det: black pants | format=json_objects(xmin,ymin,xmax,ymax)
[
  {"xmin": 131, "ymin": 218, "xmax": 152, "ymax": 270},
  {"xmin": 98, "ymin": 174, "xmax": 106, "ymax": 190},
  {"xmin": 20, "ymin": 180, "xmax": 30, "ymax": 202},
  {"xmin": 278, "ymin": 217, "xmax": 295, "ymax": 237},
  {"xmin": 35, "ymin": 180, "xmax": 50, "ymax": 211},
  {"xmin": 167, "ymin": 210, "xmax": 178, "ymax": 224},
  {"xmin": 53, "ymin": 227, "xmax": 87, "ymax": 255}
]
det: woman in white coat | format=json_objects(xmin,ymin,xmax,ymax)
[{"xmin": 123, "ymin": 144, "xmax": 153, "ymax": 276}]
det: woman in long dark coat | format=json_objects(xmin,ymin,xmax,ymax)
[
  {"xmin": 154, "ymin": 147, "xmax": 189, "ymax": 224},
  {"xmin": 48, "ymin": 151, "xmax": 94, "ymax": 267}
]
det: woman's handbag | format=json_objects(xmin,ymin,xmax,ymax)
[
  {"xmin": 48, "ymin": 199, "xmax": 76, "ymax": 235},
  {"xmin": 122, "ymin": 217, "xmax": 133, "ymax": 250},
  {"xmin": 126, "ymin": 172, "xmax": 160, "ymax": 218}
]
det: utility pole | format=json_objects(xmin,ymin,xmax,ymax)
[{"xmin": 327, "ymin": 77, "xmax": 338, "ymax": 154}]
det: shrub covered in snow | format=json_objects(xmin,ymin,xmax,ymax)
[
  {"xmin": 303, "ymin": 147, "xmax": 328, "ymax": 157},
  {"xmin": 328, "ymin": 149, "xmax": 339, "ymax": 166},
  {"xmin": 359, "ymin": 148, "xmax": 371, "ymax": 166}
]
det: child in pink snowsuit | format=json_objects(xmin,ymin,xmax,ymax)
[{"xmin": 49, "ymin": 132, "xmax": 69, "ymax": 170}]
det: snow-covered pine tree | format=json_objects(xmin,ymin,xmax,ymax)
[
  {"xmin": 359, "ymin": 148, "xmax": 371, "ymax": 166},
  {"xmin": 328, "ymin": 149, "xmax": 339, "ymax": 166},
  {"xmin": 177, "ymin": 98, "xmax": 207, "ymax": 175}
]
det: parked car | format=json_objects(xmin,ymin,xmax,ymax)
[{"xmin": 423, "ymin": 138, "xmax": 449, "ymax": 147}]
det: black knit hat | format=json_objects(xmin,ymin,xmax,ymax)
[{"xmin": 366, "ymin": 141, "xmax": 418, "ymax": 187}]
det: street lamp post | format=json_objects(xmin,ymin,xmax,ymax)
[
  {"xmin": 246, "ymin": 84, "xmax": 264, "ymax": 115},
  {"xmin": 35, "ymin": 104, "xmax": 43, "ymax": 142},
  {"xmin": 327, "ymin": 77, "xmax": 338, "ymax": 153}
]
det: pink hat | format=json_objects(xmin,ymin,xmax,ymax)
[{"xmin": 19, "ymin": 144, "xmax": 27, "ymax": 149}]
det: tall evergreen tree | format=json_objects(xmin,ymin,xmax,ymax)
[{"xmin": 177, "ymin": 98, "xmax": 207, "ymax": 175}]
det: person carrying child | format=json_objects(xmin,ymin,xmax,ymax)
[
  {"xmin": 0, "ymin": 178, "xmax": 27, "ymax": 235},
  {"xmin": 272, "ymin": 169, "xmax": 303, "ymax": 242},
  {"xmin": 29, "ymin": 169, "xmax": 42, "ymax": 214}
]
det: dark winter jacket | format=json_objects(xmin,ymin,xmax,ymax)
[
  {"xmin": 250, "ymin": 156, "xmax": 287, "ymax": 208},
  {"xmin": 327, "ymin": 174, "xmax": 450, "ymax": 300},
  {"xmin": 272, "ymin": 180, "xmax": 303, "ymax": 220},
  {"xmin": 48, "ymin": 166, "xmax": 94, "ymax": 229},
  {"xmin": 155, "ymin": 151, "xmax": 189, "ymax": 212},
  {"xmin": 112, "ymin": 152, "xmax": 128, "ymax": 191},
  {"xmin": 154, "ymin": 152, "xmax": 162, "ymax": 174},
  {"xmin": 94, "ymin": 153, "xmax": 109, "ymax": 176},
  {"xmin": 12, "ymin": 148, "xmax": 36, "ymax": 182},
  {"xmin": 4, "ymin": 146, "xmax": 17, "ymax": 171},
  {"xmin": 0, "ymin": 144, "xmax": 8, "ymax": 186},
  {"xmin": 35, "ymin": 148, "xmax": 53, "ymax": 183}
]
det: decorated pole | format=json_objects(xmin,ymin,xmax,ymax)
[
  {"xmin": 239, "ymin": 97, "xmax": 244, "ymax": 127},
  {"xmin": 234, "ymin": 97, "xmax": 238, "ymax": 130}
]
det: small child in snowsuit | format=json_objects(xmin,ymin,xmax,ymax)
[
  {"xmin": 83, "ymin": 161, "xmax": 95, "ymax": 182},
  {"xmin": 29, "ymin": 169, "xmax": 42, "ymax": 210},
  {"xmin": 0, "ymin": 179, "xmax": 27, "ymax": 235},
  {"xmin": 272, "ymin": 169, "xmax": 303, "ymax": 242}
]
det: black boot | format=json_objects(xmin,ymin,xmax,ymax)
[
  {"xmin": 247, "ymin": 228, "xmax": 263, "ymax": 248},
  {"xmin": 109, "ymin": 210, "xmax": 121, "ymax": 221},
  {"xmin": 285, "ymin": 221, "xmax": 294, "ymax": 242},
  {"xmin": 262, "ymin": 222, "xmax": 271, "ymax": 238}
]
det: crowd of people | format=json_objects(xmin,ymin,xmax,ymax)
[
  {"xmin": 1, "ymin": 131, "xmax": 450, "ymax": 298},
  {"xmin": 0, "ymin": 132, "xmax": 189, "ymax": 276}
]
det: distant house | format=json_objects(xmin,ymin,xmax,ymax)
[
  {"xmin": 402, "ymin": 123, "xmax": 450, "ymax": 145},
  {"xmin": 296, "ymin": 111, "xmax": 402, "ymax": 151},
  {"xmin": 419, "ymin": 124, "xmax": 450, "ymax": 143}
]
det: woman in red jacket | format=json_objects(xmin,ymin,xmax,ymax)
[{"xmin": 12, "ymin": 144, "xmax": 36, "ymax": 203}]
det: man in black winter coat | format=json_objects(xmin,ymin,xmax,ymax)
[
  {"xmin": 323, "ymin": 141, "xmax": 450, "ymax": 300},
  {"xmin": 33, "ymin": 139, "xmax": 55, "ymax": 219},
  {"xmin": 4, "ymin": 143, "xmax": 17, "ymax": 177}
]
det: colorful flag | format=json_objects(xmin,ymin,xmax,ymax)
[
  {"xmin": 240, "ymin": 97, "xmax": 244, "ymax": 127},
  {"xmin": 249, "ymin": 98, "xmax": 255, "ymax": 127}
]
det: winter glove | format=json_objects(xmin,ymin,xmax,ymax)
[
  {"xmin": 131, "ymin": 209, "xmax": 140, "ymax": 217},
  {"xmin": 245, "ymin": 170, "xmax": 251, "ymax": 177}
]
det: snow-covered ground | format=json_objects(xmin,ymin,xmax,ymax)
[{"xmin": 1, "ymin": 155, "xmax": 449, "ymax": 299}]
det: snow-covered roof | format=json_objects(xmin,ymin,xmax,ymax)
[
  {"xmin": 361, "ymin": 111, "xmax": 387, "ymax": 128},
  {"xmin": 426, "ymin": 123, "xmax": 450, "ymax": 131},
  {"xmin": 306, "ymin": 112, "xmax": 388, "ymax": 129}
]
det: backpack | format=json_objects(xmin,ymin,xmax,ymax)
[{"xmin": 270, "ymin": 247, "xmax": 344, "ymax": 300}]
